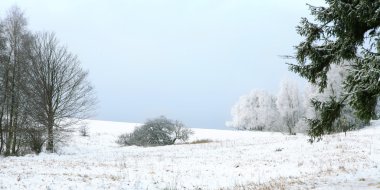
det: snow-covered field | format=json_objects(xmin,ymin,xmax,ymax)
[{"xmin": 0, "ymin": 120, "xmax": 379, "ymax": 190}]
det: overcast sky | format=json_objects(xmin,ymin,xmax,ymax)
[{"xmin": 0, "ymin": 0, "xmax": 323, "ymax": 129}]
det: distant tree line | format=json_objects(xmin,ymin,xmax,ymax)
[
  {"xmin": 227, "ymin": 64, "xmax": 368, "ymax": 135},
  {"xmin": 0, "ymin": 7, "xmax": 95, "ymax": 156}
]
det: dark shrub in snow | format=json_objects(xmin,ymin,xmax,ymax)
[{"xmin": 116, "ymin": 116, "xmax": 193, "ymax": 146}]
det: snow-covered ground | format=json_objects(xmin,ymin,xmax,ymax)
[{"xmin": 0, "ymin": 120, "xmax": 379, "ymax": 189}]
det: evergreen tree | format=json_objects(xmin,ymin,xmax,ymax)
[
  {"xmin": 303, "ymin": 64, "xmax": 366, "ymax": 137},
  {"xmin": 288, "ymin": 0, "xmax": 380, "ymax": 142}
]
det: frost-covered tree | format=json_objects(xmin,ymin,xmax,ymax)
[
  {"xmin": 294, "ymin": 84, "xmax": 317, "ymax": 133},
  {"xmin": 227, "ymin": 90, "xmax": 279, "ymax": 131},
  {"xmin": 276, "ymin": 79, "xmax": 302, "ymax": 134},
  {"xmin": 315, "ymin": 64, "xmax": 346, "ymax": 102},
  {"xmin": 288, "ymin": 1, "xmax": 380, "ymax": 141},
  {"xmin": 308, "ymin": 64, "xmax": 366, "ymax": 135}
]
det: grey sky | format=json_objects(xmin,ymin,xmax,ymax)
[{"xmin": 0, "ymin": 0, "xmax": 323, "ymax": 129}]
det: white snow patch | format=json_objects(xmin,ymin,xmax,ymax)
[{"xmin": 0, "ymin": 119, "xmax": 379, "ymax": 189}]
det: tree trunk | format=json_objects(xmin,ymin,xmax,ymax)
[
  {"xmin": 11, "ymin": 115, "xmax": 18, "ymax": 154},
  {"xmin": 1, "ymin": 67, "xmax": 9, "ymax": 155},
  {"xmin": 5, "ymin": 62, "xmax": 17, "ymax": 156},
  {"xmin": 5, "ymin": 104, "xmax": 12, "ymax": 156},
  {"xmin": 171, "ymin": 138, "xmax": 177, "ymax": 145},
  {"xmin": 46, "ymin": 117, "xmax": 54, "ymax": 152},
  {"xmin": 0, "ymin": 112, "xmax": 3, "ymax": 154}
]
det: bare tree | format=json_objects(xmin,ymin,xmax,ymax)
[
  {"xmin": 173, "ymin": 120, "xmax": 193, "ymax": 143},
  {"xmin": 0, "ymin": 6, "xmax": 31, "ymax": 155},
  {"xmin": 0, "ymin": 20, "xmax": 6, "ymax": 154},
  {"xmin": 0, "ymin": 6, "xmax": 95, "ymax": 155},
  {"xmin": 26, "ymin": 32, "xmax": 95, "ymax": 152}
]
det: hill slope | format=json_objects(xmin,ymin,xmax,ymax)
[{"xmin": 0, "ymin": 120, "xmax": 379, "ymax": 189}]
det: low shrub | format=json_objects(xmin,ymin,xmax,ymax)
[
  {"xmin": 79, "ymin": 125, "xmax": 89, "ymax": 136},
  {"xmin": 116, "ymin": 116, "xmax": 193, "ymax": 146},
  {"xmin": 188, "ymin": 139, "xmax": 213, "ymax": 144}
]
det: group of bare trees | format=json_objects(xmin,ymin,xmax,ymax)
[{"xmin": 0, "ymin": 7, "xmax": 95, "ymax": 156}]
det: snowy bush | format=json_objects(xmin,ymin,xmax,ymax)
[
  {"xmin": 79, "ymin": 125, "xmax": 89, "ymax": 137},
  {"xmin": 116, "ymin": 116, "xmax": 192, "ymax": 146},
  {"xmin": 116, "ymin": 133, "xmax": 132, "ymax": 146},
  {"xmin": 26, "ymin": 127, "xmax": 46, "ymax": 154}
]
